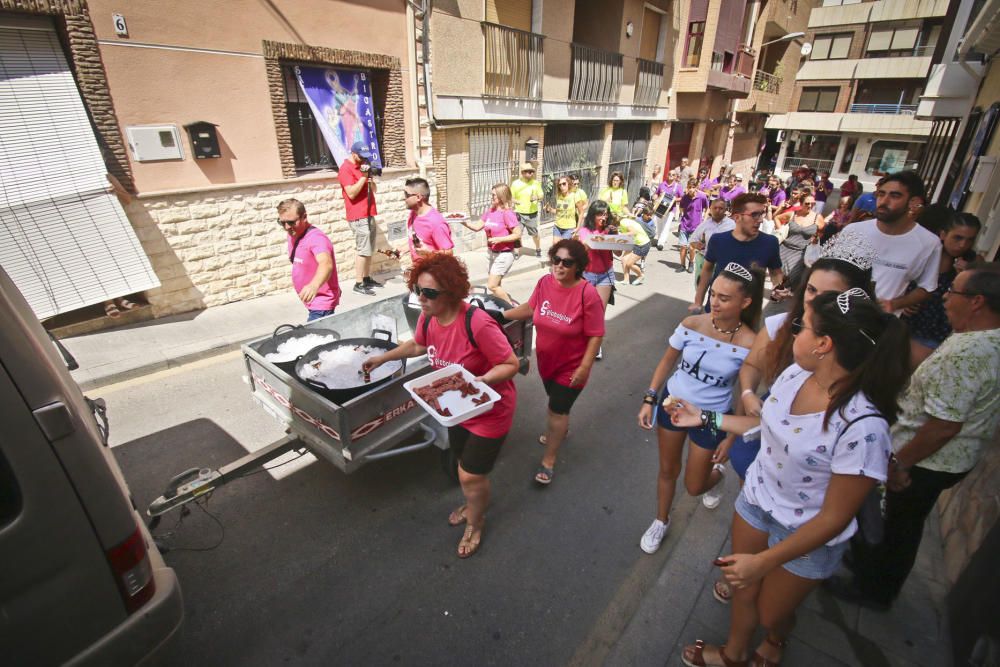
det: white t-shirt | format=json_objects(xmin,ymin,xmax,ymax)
[
  {"xmin": 764, "ymin": 313, "xmax": 788, "ymax": 340},
  {"xmin": 742, "ymin": 364, "xmax": 892, "ymax": 545},
  {"xmin": 837, "ymin": 220, "xmax": 940, "ymax": 302},
  {"xmin": 690, "ymin": 216, "xmax": 736, "ymax": 251}
]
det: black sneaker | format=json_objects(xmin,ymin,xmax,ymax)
[
  {"xmin": 535, "ymin": 249, "xmax": 542, "ymax": 258},
  {"xmin": 353, "ymin": 282, "xmax": 375, "ymax": 296},
  {"xmin": 364, "ymin": 276, "xmax": 383, "ymax": 289}
]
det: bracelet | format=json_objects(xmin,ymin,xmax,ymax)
[
  {"xmin": 644, "ymin": 388, "xmax": 658, "ymax": 400},
  {"xmin": 714, "ymin": 411, "xmax": 724, "ymax": 429},
  {"xmin": 642, "ymin": 397, "xmax": 657, "ymax": 406},
  {"xmin": 741, "ymin": 389, "xmax": 755, "ymax": 398}
]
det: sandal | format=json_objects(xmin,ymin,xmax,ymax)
[
  {"xmin": 751, "ymin": 636, "xmax": 787, "ymax": 667},
  {"xmin": 681, "ymin": 640, "xmax": 748, "ymax": 667},
  {"xmin": 117, "ymin": 298, "xmax": 137, "ymax": 311},
  {"xmin": 713, "ymin": 578, "xmax": 732, "ymax": 604},
  {"xmin": 103, "ymin": 302, "xmax": 121, "ymax": 318},
  {"xmin": 447, "ymin": 504, "xmax": 468, "ymax": 527},
  {"xmin": 534, "ymin": 465, "xmax": 555, "ymax": 485},
  {"xmin": 457, "ymin": 524, "xmax": 482, "ymax": 558}
]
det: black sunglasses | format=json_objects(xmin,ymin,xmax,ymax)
[
  {"xmin": 551, "ymin": 256, "xmax": 577, "ymax": 268},
  {"xmin": 412, "ymin": 286, "xmax": 444, "ymax": 300},
  {"xmin": 789, "ymin": 318, "xmax": 820, "ymax": 336},
  {"xmin": 277, "ymin": 218, "xmax": 299, "ymax": 227}
]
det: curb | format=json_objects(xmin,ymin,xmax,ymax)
[{"xmin": 78, "ymin": 257, "xmax": 550, "ymax": 391}]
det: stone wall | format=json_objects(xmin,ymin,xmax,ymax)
[
  {"xmin": 126, "ymin": 169, "xmax": 423, "ymax": 317},
  {"xmin": 937, "ymin": 431, "xmax": 1000, "ymax": 585}
]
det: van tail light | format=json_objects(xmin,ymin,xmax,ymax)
[{"xmin": 105, "ymin": 526, "xmax": 156, "ymax": 613}]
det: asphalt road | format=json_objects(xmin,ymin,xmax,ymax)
[{"xmin": 103, "ymin": 257, "xmax": 713, "ymax": 665}]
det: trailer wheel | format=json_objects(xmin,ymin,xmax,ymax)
[{"xmin": 440, "ymin": 447, "xmax": 459, "ymax": 482}]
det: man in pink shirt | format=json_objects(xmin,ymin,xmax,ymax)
[
  {"xmin": 405, "ymin": 177, "xmax": 454, "ymax": 262},
  {"xmin": 278, "ymin": 199, "xmax": 341, "ymax": 322}
]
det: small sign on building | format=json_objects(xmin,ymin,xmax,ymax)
[
  {"xmin": 112, "ymin": 13, "xmax": 128, "ymax": 37},
  {"xmin": 386, "ymin": 220, "xmax": 407, "ymax": 243}
]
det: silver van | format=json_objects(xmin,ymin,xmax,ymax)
[{"xmin": 0, "ymin": 268, "xmax": 183, "ymax": 665}]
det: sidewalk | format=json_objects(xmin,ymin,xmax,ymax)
[{"xmin": 64, "ymin": 237, "xmax": 556, "ymax": 391}]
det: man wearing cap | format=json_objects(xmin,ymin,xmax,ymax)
[
  {"xmin": 338, "ymin": 140, "xmax": 382, "ymax": 296},
  {"xmin": 511, "ymin": 163, "xmax": 544, "ymax": 258},
  {"xmin": 720, "ymin": 174, "xmax": 747, "ymax": 202}
]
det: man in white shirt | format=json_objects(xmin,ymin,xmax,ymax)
[
  {"xmin": 689, "ymin": 198, "xmax": 735, "ymax": 286},
  {"xmin": 836, "ymin": 170, "xmax": 940, "ymax": 314}
]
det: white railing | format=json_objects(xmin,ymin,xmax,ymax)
[{"xmin": 753, "ymin": 70, "xmax": 781, "ymax": 95}]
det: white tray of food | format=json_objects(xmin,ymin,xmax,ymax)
[
  {"xmin": 586, "ymin": 233, "xmax": 635, "ymax": 250},
  {"xmin": 403, "ymin": 364, "xmax": 500, "ymax": 427},
  {"xmin": 443, "ymin": 211, "xmax": 470, "ymax": 223}
]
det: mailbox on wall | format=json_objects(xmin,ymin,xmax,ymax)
[{"xmin": 184, "ymin": 121, "xmax": 221, "ymax": 159}]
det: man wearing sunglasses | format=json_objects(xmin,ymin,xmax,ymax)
[
  {"xmin": 277, "ymin": 198, "xmax": 341, "ymax": 322},
  {"xmin": 511, "ymin": 163, "xmax": 544, "ymax": 258},
  {"xmin": 691, "ymin": 193, "xmax": 786, "ymax": 313},
  {"xmin": 828, "ymin": 264, "xmax": 1000, "ymax": 610},
  {"xmin": 405, "ymin": 177, "xmax": 453, "ymax": 262}
]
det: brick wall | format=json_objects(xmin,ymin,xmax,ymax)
[
  {"xmin": 126, "ymin": 170, "xmax": 423, "ymax": 317},
  {"xmin": 0, "ymin": 0, "xmax": 135, "ymax": 191}
]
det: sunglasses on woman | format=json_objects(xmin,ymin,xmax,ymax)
[
  {"xmin": 790, "ymin": 318, "xmax": 816, "ymax": 336},
  {"xmin": 412, "ymin": 286, "xmax": 444, "ymax": 299},
  {"xmin": 551, "ymin": 256, "xmax": 577, "ymax": 268}
]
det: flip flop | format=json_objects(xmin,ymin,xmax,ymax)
[
  {"xmin": 534, "ymin": 465, "xmax": 554, "ymax": 485},
  {"xmin": 457, "ymin": 524, "xmax": 482, "ymax": 558},
  {"xmin": 713, "ymin": 579, "xmax": 732, "ymax": 604},
  {"xmin": 103, "ymin": 303, "xmax": 121, "ymax": 318},
  {"xmin": 447, "ymin": 504, "xmax": 468, "ymax": 527}
]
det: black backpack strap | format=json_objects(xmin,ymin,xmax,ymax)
[
  {"xmin": 422, "ymin": 305, "xmax": 479, "ymax": 349},
  {"xmin": 835, "ymin": 412, "xmax": 886, "ymax": 442}
]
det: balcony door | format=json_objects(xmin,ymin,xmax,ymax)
[
  {"xmin": 609, "ymin": 122, "xmax": 651, "ymax": 204},
  {"xmin": 540, "ymin": 123, "xmax": 604, "ymax": 221},
  {"xmin": 468, "ymin": 127, "xmax": 521, "ymax": 218}
]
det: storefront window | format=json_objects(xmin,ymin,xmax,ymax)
[
  {"xmin": 865, "ymin": 141, "xmax": 924, "ymax": 176},
  {"xmin": 783, "ymin": 133, "xmax": 840, "ymax": 174}
]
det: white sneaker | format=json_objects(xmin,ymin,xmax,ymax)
[
  {"xmin": 702, "ymin": 464, "xmax": 726, "ymax": 510},
  {"xmin": 640, "ymin": 518, "xmax": 670, "ymax": 554}
]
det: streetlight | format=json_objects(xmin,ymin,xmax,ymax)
[{"xmin": 761, "ymin": 31, "xmax": 805, "ymax": 48}]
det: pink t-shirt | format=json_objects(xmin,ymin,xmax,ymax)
[
  {"xmin": 481, "ymin": 208, "xmax": 519, "ymax": 252},
  {"xmin": 528, "ymin": 274, "xmax": 605, "ymax": 386},
  {"xmin": 287, "ymin": 226, "xmax": 341, "ymax": 311},
  {"xmin": 415, "ymin": 304, "xmax": 516, "ymax": 438},
  {"xmin": 407, "ymin": 208, "xmax": 455, "ymax": 261},
  {"xmin": 576, "ymin": 226, "xmax": 613, "ymax": 274}
]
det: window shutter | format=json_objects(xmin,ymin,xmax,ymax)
[
  {"xmin": 890, "ymin": 27, "xmax": 918, "ymax": 50},
  {"xmin": 0, "ymin": 21, "xmax": 159, "ymax": 319},
  {"xmin": 868, "ymin": 29, "xmax": 892, "ymax": 51},
  {"xmin": 485, "ymin": 0, "xmax": 533, "ymax": 32},
  {"xmin": 830, "ymin": 35, "xmax": 852, "ymax": 58},
  {"xmin": 639, "ymin": 9, "xmax": 661, "ymax": 61},
  {"xmin": 812, "ymin": 37, "xmax": 832, "ymax": 59}
]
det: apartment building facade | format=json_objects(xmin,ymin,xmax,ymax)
[
  {"xmin": 417, "ymin": 0, "xmax": 675, "ymax": 240},
  {"xmin": 765, "ymin": 0, "xmax": 953, "ymax": 191},
  {"xmin": 0, "ymin": 0, "xmax": 423, "ymax": 328}
]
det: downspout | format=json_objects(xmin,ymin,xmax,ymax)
[
  {"xmin": 421, "ymin": 0, "xmax": 438, "ymax": 131},
  {"xmin": 405, "ymin": 0, "xmax": 427, "ymax": 177}
]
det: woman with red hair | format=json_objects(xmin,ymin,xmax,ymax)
[{"xmin": 363, "ymin": 254, "xmax": 519, "ymax": 558}]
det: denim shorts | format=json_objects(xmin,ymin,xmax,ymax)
[
  {"xmin": 583, "ymin": 268, "xmax": 616, "ymax": 287},
  {"xmin": 655, "ymin": 401, "xmax": 729, "ymax": 449},
  {"xmin": 633, "ymin": 242, "xmax": 651, "ymax": 258},
  {"xmin": 735, "ymin": 492, "xmax": 847, "ymax": 580},
  {"xmin": 677, "ymin": 229, "xmax": 692, "ymax": 246},
  {"xmin": 553, "ymin": 226, "xmax": 576, "ymax": 240}
]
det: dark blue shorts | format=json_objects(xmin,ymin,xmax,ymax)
[
  {"xmin": 655, "ymin": 401, "xmax": 729, "ymax": 449},
  {"xmin": 729, "ymin": 434, "xmax": 761, "ymax": 480}
]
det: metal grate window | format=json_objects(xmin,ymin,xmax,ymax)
[
  {"xmin": 540, "ymin": 123, "xmax": 604, "ymax": 221},
  {"xmin": 282, "ymin": 65, "xmax": 335, "ymax": 171},
  {"xmin": 468, "ymin": 127, "xmax": 521, "ymax": 218},
  {"xmin": 608, "ymin": 122, "xmax": 651, "ymax": 204}
]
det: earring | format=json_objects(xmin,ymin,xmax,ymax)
[{"xmin": 812, "ymin": 348, "xmax": 826, "ymax": 360}]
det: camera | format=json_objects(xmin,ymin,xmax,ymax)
[{"xmin": 360, "ymin": 161, "xmax": 382, "ymax": 177}]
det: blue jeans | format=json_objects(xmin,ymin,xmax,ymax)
[{"xmin": 307, "ymin": 308, "xmax": 336, "ymax": 322}]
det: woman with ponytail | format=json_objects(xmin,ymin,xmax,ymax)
[
  {"xmin": 636, "ymin": 263, "xmax": 764, "ymax": 555},
  {"xmin": 669, "ymin": 290, "xmax": 909, "ymax": 667}
]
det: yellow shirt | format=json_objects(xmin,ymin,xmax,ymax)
[
  {"xmin": 618, "ymin": 217, "xmax": 650, "ymax": 246},
  {"xmin": 554, "ymin": 193, "xmax": 578, "ymax": 230},
  {"xmin": 511, "ymin": 178, "xmax": 543, "ymax": 214},
  {"xmin": 598, "ymin": 186, "xmax": 628, "ymax": 215}
]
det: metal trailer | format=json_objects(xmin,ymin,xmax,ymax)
[{"xmin": 148, "ymin": 290, "xmax": 532, "ymax": 519}]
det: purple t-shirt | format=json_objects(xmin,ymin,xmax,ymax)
[
  {"xmin": 721, "ymin": 185, "xmax": 747, "ymax": 202},
  {"xmin": 699, "ymin": 177, "xmax": 718, "ymax": 191},
  {"xmin": 287, "ymin": 226, "xmax": 341, "ymax": 311},
  {"xmin": 407, "ymin": 207, "xmax": 454, "ymax": 261},
  {"xmin": 816, "ymin": 179, "xmax": 833, "ymax": 202},
  {"xmin": 679, "ymin": 191, "xmax": 710, "ymax": 233},
  {"xmin": 769, "ymin": 189, "xmax": 787, "ymax": 208}
]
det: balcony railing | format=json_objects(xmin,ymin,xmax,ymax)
[
  {"xmin": 864, "ymin": 44, "xmax": 936, "ymax": 59},
  {"xmin": 634, "ymin": 58, "xmax": 664, "ymax": 107},
  {"xmin": 782, "ymin": 157, "xmax": 836, "ymax": 175},
  {"xmin": 482, "ymin": 22, "xmax": 544, "ymax": 101},
  {"xmin": 753, "ymin": 70, "xmax": 781, "ymax": 95},
  {"xmin": 848, "ymin": 103, "xmax": 917, "ymax": 114},
  {"xmin": 570, "ymin": 43, "xmax": 623, "ymax": 104}
]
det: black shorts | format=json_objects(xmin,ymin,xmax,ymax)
[
  {"xmin": 448, "ymin": 426, "xmax": 506, "ymax": 475},
  {"xmin": 542, "ymin": 379, "xmax": 583, "ymax": 415}
]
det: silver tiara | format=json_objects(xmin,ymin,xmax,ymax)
[
  {"xmin": 821, "ymin": 233, "xmax": 875, "ymax": 271},
  {"xmin": 724, "ymin": 262, "xmax": 753, "ymax": 281},
  {"xmin": 836, "ymin": 287, "xmax": 870, "ymax": 315}
]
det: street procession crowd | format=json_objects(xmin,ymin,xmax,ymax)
[{"xmin": 280, "ymin": 141, "xmax": 1000, "ymax": 667}]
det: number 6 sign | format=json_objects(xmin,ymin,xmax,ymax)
[{"xmin": 112, "ymin": 13, "xmax": 128, "ymax": 37}]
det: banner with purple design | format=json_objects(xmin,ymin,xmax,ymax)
[{"xmin": 294, "ymin": 66, "xmax": 382, "ymax": 168}]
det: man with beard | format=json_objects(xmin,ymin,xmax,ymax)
[
  {"xmin": 690, "ymin": 193, "xmax": 787, "ymax": 313},
  {"xmin": 836, "ymin": 170, "xmax": 940, "ymax": 314}
]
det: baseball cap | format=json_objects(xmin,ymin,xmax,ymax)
[
  {"xmin": 735, "ymin": 173, "xmax": 744, "ymax": 180},
  {"xmin": 351, "ymin": 141, "xmax": 372, "ymax": 160},
  {"xmin": 520, "ymin": 162, "xmax": 536, "ymax": 173}
]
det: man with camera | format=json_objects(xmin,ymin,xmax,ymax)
[{"xmin": 338, "ymin": 140, "xmax": 383, "ymax": 296}]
